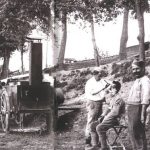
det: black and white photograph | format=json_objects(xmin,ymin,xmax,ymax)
[{"xmin": 0, "ymin": 0, "xmax": 150, "ymax": 150}]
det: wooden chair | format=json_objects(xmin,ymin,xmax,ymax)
[{"xmin": 107, "ymin": 125, "xmax": 127, "ymax": 150}]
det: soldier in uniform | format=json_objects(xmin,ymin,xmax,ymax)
[{"xmin": 127, "ymin": 59, "xmax": 150, "ymax": 150}]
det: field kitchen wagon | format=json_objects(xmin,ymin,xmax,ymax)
[{"xmin": 0, "ymin": 38, "xmax": 57, "ymax": 133}]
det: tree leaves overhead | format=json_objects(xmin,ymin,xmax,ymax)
[
  {"xmin": 56, "ymin": 0, "xmax": 149, "ymax": 25},
  {"xmin": 0, "ymin": 0, "xmax": 148, "ymax": 56},
  {"xmin": 0, "ymin": 0, "xmax": 52, "ymax": 57},
  {"xmin": 0, "ymin": 1, "xmax": 31, "ymax": 56},
  {"xmin": 0, "ymin": 0, "xmax": 51, "ymax": 34},
  {"xmin": 55, "ymin": 0, "xmax": 122, "ymax": 24}
]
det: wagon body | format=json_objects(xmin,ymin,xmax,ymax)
[
  {"xmin": 0, "ymin": 40, "xmax": 56, "ymax": 133},
  {"xmin": 17, "ymin": 82, "xmax": 53, "ymax": 113},
  {"xmin": 0, "ymin": 80, "xmax": 55, "ymax": 133}
]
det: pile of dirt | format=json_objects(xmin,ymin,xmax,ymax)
[
  {"xmin": 56, "ymin": 66, "xmax": 109, "ymax": 100},
  {"xmin": 56, "ymin": 57, "xmax": 150, "ymax": 100},
  {"xmin": 55, "ymin": 80, "xmax": 150, "ymax": 150},
  {"xmin": 55, "ymin": 58, "xmax": 150, "ymax": 150}
]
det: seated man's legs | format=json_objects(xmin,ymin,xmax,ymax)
[
  {"xmin": 96, "ymin": 119, "xmax": 119, "ymax": 150},
  {"xmin": 96, "ymin": 123, "xmax": 110, "ymax": 149}
]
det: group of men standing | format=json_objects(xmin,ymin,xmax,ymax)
[{"xmin": 84, "ymin": 59, "xmax": 150, "ymax": 150}]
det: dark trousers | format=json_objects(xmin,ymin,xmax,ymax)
[
  {"xmin": 127, "ymin": 104, "xmax": 147, "ymax": 150},
  {"xmin": 90, "ymin": 117, "xmax": 119, "ymax": 148}
]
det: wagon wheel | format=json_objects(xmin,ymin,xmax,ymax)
[{"xmin": 0, "ymin": 90, "xmax": 10, "ymax": 133}]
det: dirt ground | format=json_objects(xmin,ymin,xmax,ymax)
[
  {"xmin": 0, "ymin": 114, "xmax": 55, "ymax": 150},
  {"xmin": 0, "ymin": 132, "xmax": 54, "ymax": 150},
  {"xmin": 1, "ymin": 107, "xmax": 150, "ymax": 150},
  {"xmin": 54, "ymin": 80, "xmax": 150, "ymax": 150},
  {"xmin": 55, "ymin": 104, "xmax": 150, "ymax": 150},
  {"xmin": 1, "ymin": 64, "xmax": 150, "ymax": 150},
  {"xmin": 1, "ymin": 93, "xmax": 150, "ymax": 150}
]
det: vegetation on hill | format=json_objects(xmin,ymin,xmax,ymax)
[
  {"xmin": 56, "ymin": 57, "xmax": 150, "ymax": 100},
  {"xmin": 55, "ymin": 58, "xmax": 150, "ymax": 150}
]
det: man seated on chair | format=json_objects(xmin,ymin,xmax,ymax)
[{"xmin": 89, "ymin": 81, "xmax": 125, "ymax": 150}]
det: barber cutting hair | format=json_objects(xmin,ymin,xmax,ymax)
[{"xmin": 84, "ymin": 67, "xmax": 111, "ymax": 149}]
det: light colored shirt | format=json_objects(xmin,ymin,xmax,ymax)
[
  {"xmin": 103, "ymin": 93, "xmax": 125, "ymax": 122},
  {"xmin": 85, "ymin": 77, "xmax": 109, "ymax": 101},
  {"xmin": 127, "ymin": 75, "xmax": 150, "ymax": 105}
]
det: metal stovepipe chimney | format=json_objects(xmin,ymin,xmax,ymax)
[{"xmin": 29, "ymin": 41, "xmax": 42, "ymax": 86}]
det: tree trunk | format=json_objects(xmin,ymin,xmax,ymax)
[
  {"xmin": 119, "ymin": 6, "xmax": 129, "ymax": 60},
  {"xmin": 90, "ymin": 15, "xmax": 100, "ymax": 66},
  {"xmin": 135, "ymin": 0, "xmax": 145, "ymax": 61},
  {"xmin": 58, "ymin": 11, "xmax": 67, "ymax": 68},
  {"xmin": 1, "ymin": 49, "xmax": 10, "ymax": 79},
  {"xmin": 50, "ymin": 1, "xmax": 61, "ymax": 67},
  {"xmin": 21, "ymin": 45, "xmax": 24, "ymax": 74}
]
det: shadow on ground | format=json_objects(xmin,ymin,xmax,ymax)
[{"xmin": 56, "ymin": 109, "xmax": 80, "ymax": 132}]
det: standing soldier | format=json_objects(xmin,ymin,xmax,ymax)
[
  {"xmin": 127, "ymin": 59, "xmax": 150, "ymax": 150},
  {"xmin": 85, "ymin": 67, "xmax": 110, "ymax": 149}
]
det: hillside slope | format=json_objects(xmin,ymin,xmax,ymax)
[{"xmin": 55, "ymin": 58, "xmax": 150, "ymax": 150}]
